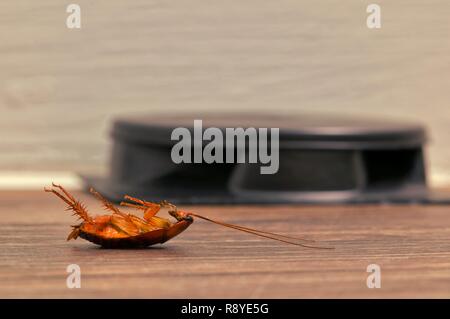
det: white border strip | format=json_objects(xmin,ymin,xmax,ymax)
[
  {"xmin": 430, "ymin": 172, "xmax": 450, "ymax": 188},
  {"xmin": 0, "ymin": 171, "xmax": 82, "ymax": 190}
]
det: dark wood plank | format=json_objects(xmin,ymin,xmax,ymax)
[{"xmin": 0, "ymin": 190, "xmax": 449, "ymax": 298}]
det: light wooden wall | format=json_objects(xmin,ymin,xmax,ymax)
[{"xmin": 1, "ymin": 1, "xmax": 449, "ymax": 185}]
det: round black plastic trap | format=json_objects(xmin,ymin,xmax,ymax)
[{"xmin": 82, "ymin": 113, "xmax": 450, "ymax": 204}]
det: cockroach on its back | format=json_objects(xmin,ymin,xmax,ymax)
[{"xmin": 45, "ymin": 183, "xmax": 332, "ymax": 249}]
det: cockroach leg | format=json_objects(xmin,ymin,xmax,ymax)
[
  {"xmin": 119, "ymin": 202, "xmax": 146, "ymax": 210},
  {"xmin": 44, "ymin": 187, "xmax": 72, "ymax": 206},
  {"xmin": 89, "ymin": 188, "xmax": 144, "ymax": 232},
  {"xmin": 44, "ymin": 184, "xmax": 91, "ymax": 222},
  {"xmin": 122, "ymin": 195, "xmax": 162, "ymax": 220},
  {"xmin": 67, "ymin": 225, "xmax": 81, "ymax": 241},
  {"xmin": 90, "ymin": 187, "xmax": 124, "ymax": 215},
  {"xmin": 123, "ymin": 195, "xmax": 148, "ymax": 206},
  {"xmin": 159, "ymin": 200, "xmax": 179, "ymax": 215},
  {"xmin": 51, "ymin": 182, "xmax": 77, "ymax": 202},
  {"xmin": 143, "ymin": 205, "xmax": 161, "ymax": 220}
]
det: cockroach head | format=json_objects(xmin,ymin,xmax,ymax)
[
  {"xmin": 160, "ymin": 201, "xmax": 193, "ymax": 222},
  {"xmin": 168, "ymin": 210, "xmax": 193, "ymax": 222}
]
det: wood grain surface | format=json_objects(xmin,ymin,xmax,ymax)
[
  {"xmin": 0, "ymin": 190, "xmax": 449, "ymax": 298},
  {"xmin": 1, "ymin": 1, "xmax": 450, "ymax": 186}
]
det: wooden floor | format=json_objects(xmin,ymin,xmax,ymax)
[{"xmin": 0, "ymin": 190, "xmax": 449, "ymax": 298}]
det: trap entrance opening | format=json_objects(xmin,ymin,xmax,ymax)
[
  {"xmin": 229, "ymin": 148, "xmax": 426, "ymax": 193},
  {"xmin": 362, "ymin": 149, "xmax": 425, "ymax": 191}
]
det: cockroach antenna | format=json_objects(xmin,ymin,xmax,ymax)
[{"xmin": 186, "ymin": 213, "xmax": 334, "ymax": 249}]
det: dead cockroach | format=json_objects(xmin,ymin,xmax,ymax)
[{"xmin": 45, "ymin": 183, "xmax": 332, "ymax": 249}]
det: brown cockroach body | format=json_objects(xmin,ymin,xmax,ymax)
[{"xmin": 45, "ymin": 183, "xmax": 332, "ymax": 249}]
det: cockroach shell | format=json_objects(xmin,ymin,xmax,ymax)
[{"xmin": 78, "ymin": 219, "xmax": 193, "ymax": 248}]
